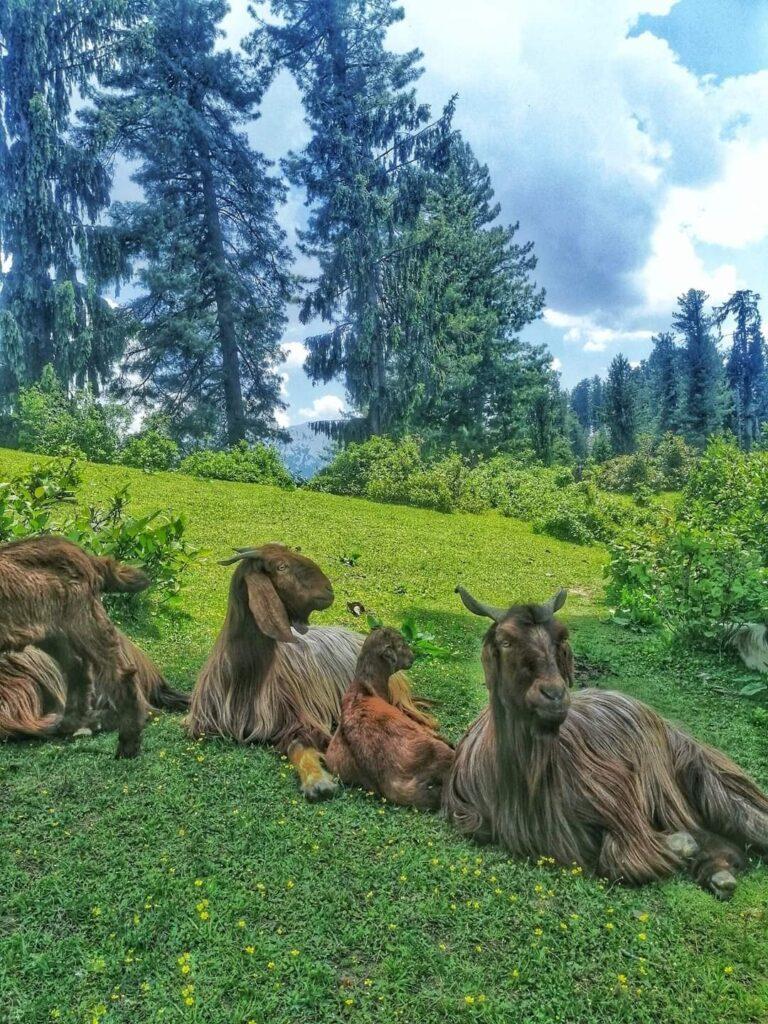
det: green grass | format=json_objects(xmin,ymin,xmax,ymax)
[{"xmin": 0, "ymin": 450, "xmax": 766, "ymax": 1024}]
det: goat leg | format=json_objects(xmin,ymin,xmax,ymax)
[
  {"xmin": 286, "ymin": 741, "xmax": 338, "ymax": 801},
  {"xmin": 38, "ymin": 635, "xmax": 91, "ymax": 736}
]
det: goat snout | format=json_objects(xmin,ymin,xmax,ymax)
[{"xmin": 528, "ymin": 679, "xmax": 570, "ymax": 728}]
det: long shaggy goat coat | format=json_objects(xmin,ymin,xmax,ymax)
[
  {"xmin": 0, "ymin": 633, "xmax": 187, "ymax": 740},
  {"xmin": 188, "ymin": 624, "xmax": 417, "ymax": 749},
  {"xmin": 445, "ymin": 687, "xmax": 768, "ymax": 884}
]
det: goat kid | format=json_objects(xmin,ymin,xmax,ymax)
[
  {"xmin": 0, "ymin": 535, "xmax": 150, "ymax": 757},
  {"xmin": 325, "ymin": 628, "xmax": 454, "ymax": 809},
  {"xmin": 444, "ymin": 586, "xmax": 768, "ymax": 898},
  {"xmin": 187, "ymin": 544, "xmax": 433, "ymax": 800}
]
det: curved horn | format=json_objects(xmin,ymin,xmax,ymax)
[
  {"xmin": 535, "ymin": 589, "xmax": 568, "ymax": 622},
  {"xmin": 455, "ymin": 585, "xmax": 507, "ymax": 622},
  {"xmin": 218, "ymin": 547, "xmax": 263, "ymax": 566}
]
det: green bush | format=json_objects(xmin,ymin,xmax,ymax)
[
  {"xmin": 592, "ymin": 435, "xmax": 694, "ymax": 495},
  {"xmin": 310, "ymin": 437, "xmax": 633, "ymax": 543},
  {"xmin": 15, "ymin": 365, "xmax": 127, "ymax": 463},
  {"xmin": 121, "ymin": 420, "xmax": 180, "ymax": 472},
  {"xmin": 0, "ymin": 458, "xmax": 197, "ymax": 610},
  {"xmin": 179, "ymin": 441, "xmax": 294, "ymax": 488},
  {"xmin": 606, "ymin": 437, "xmax": 768, "ymax": 645}
]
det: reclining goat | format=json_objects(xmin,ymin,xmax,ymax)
[
  {"xmin": 443, "ymin": 586, "xmax": 768, "ymax": 898},
  {"xmin": 0, "ymin": 535, "xmax": 150, "ymax": 757},
  {"xmin": 186, "ymin": 544, "xmax": 433, "ymax": 800},
  {"xmin": 0, "ymin": 631, "xmax": 187, "ymax": 741},
  {"xmin": 325, "ymin": 627, "xmax": 454, "ymax": 809}
]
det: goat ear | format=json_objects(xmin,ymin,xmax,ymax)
[
  {"xmin": 557, "ymin": 640, "xmax": 575, "ymax": 687},
  {"xmin": 481, "ymin": 632, "xmax": 501, "ymax": 691},
  {"xmin": 244, "ymin": 572, "xmax": 297, "ymax": 644}
]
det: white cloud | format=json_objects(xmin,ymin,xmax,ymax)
[
  {"xmin": 278, "ymin": 373, "xmax": 289, "ymax": 398},
  {"xmin": 275, "ymin": 409, "xmax": 290, "ymax": 429},
  {"xmin": 281, "ymin": 341, "xmax": 308, "ymax": 368},
  {"xmin": 550, "ymin": 357, "xmax": 563, "ymax": 372},
  {"xmin": 545, "ymin": 309, "xmax": 653, "ymax": 353},
  {"xmin": 296, "ymin": 394, "xmax": 346, "ymax": 422}
]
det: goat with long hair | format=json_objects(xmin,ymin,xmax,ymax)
[
  {"xmin": 443, "ymin": 586, "xmax": 768, "ymax": 898},
  {"xmin": 325, "ymin": 628, "xmax": 454, "ymax": 809},
  {"xmin": 0, "ymin": 631, "xmax": 187, "ymax": 741},
  {"xmin": 186, "ymin": 544, "xmax": 433, "ymax": 800},
  {"xmin": 0, "ymin": 535, "xmax": 151, "ymax": 757}
]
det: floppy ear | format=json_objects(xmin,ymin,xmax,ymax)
[
  {"xmin": 556, "ymin": 639, "xmax": 575, "ymax": 687},
  {"xmin": 245, "ymin": 571, "xmax": 297, "ymax": 643},
  {"xmin": 480, "ymin": 629, "xmax": 502, "ymax": 692}
]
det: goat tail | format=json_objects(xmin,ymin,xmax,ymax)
[
  {"xmin": 0, "ymin": 648, "xmax": 66, "ymax": 739},
  {"xmin": 150, "ymin": 679, "xmax": 190, "ymax": 712},
  {"xmin": 94, "ymin": 556, "xmax": 151, "ymax": 594}
]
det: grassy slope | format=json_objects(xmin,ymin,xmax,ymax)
[{"xmin": 0, "ymin": 449, "xmax": 765, "ymax": 1024}]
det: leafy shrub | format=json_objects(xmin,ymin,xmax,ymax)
[
  {"xmin": 606, "ymin": 437, "xmax": 768, "ymax": 645},
  {"xmin": 179, "ymin": 441, "xmax": 294, "ymax": 488},
  {"xmin": 67, "ymin": 488, "xmax": 197, "ymax": 608},
  {"xmin": 309, "ymin": 436, "xmax": 400, "ymax": 497},
  {"xmin": 15, "ymin": 365, "xmax": 127, "ymax": 463},
  {"xmin": 592, "ymin": 435, "xmax": 694, "ymax": 495},
  {"xmin": 0, "ymin": 458, "xmax": 197, "ymax": 610},
  {"xmin": 121, "ymin": 419, "xmax": 180, "ymax": 472},
  {"xmin": 311, "ymin": 436, "xmax": 636, "ymax": 542}
]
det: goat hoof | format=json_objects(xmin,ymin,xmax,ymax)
[
  {"xmin": 709, "ymin": 870, "xmax": 737, "ymax": 901},
  {"xmin": 115, "ymin": 736, "xmax": 141, "ymax": 759},
  {"xmin": 666, "ymin": 832, "xmax": 699, "ymax": 859},
  {"xmin": 301, "ymin": 773, "xmax": 338, "ymax": 802}
]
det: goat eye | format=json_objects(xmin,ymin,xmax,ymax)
[
  {"xmin": 498, "ymin": 638, "xmax": 512, "ymax": 649},
  {"xmin": 277, "ymin": 563, "xmax": 288, "ymax": 572}
]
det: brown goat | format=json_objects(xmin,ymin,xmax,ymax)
[
  {"xmin": 443, "ymin": 586, "xmax": 768, "ymax": 898},
  {"xmin": 0, "ymin": 631, "xmax": 186, "ymax": 741},
  {"xmin": 0, "ymin": 535, "xmax": 150, "ymax": 757},
  {"xmin": 325, "ymin": 628, "xmax": 454, "ymax": 809},
  {"xmin": 186, "ymin": 544, "xmax": 433, "ymax": 800}
]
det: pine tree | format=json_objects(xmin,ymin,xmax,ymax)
[
  {"xmin": 258, "ymin": 0, "xmax": 454, "ymax": 437},
  {"xmin": 714, "ymin": 290, "xmax": 766, "ymax": 448},
  {"xmin": 589, "ymin": 375, "xmax": 605, "ymax": 432},
  {"xmin": 382, "ymin": 137, "xmax": 546, "ymax": 454},
  {"xmin": 0, "ymin": 0, "xmax": 136, "ymax": 400},
  {"xmin": 604, "ymin": 353, "xmax": 636, "ymax": 454},
  {"xmin": 89, "ymin": 0, "xmax": 292, "ymax": 444},
  {"xmin": 672, "ymin": 289, "xmax": 723, "ymax": 447},
  {"xmin": 647, "ymin": 331, "xmax": 682, "ymax": 436},
  {"xmin": 570, "ymin": 379, "xmax": 592, "ymax": 432}
]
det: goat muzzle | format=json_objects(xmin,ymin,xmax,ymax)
[{"xmin": 527, "ymin": 679, "xmax": 570, "ymax": 730}]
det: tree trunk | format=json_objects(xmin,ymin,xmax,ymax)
[{"xmin": 199, "ymin": 146, "xmax": 247, "ymax": 444}]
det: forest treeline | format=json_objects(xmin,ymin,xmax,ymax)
[{"xmin": 0, "ymin": 0, "xmax": 765, "ymax": 464}]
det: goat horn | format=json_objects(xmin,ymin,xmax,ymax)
[
  {"xmin": 535, "ymin": 589, "xmax": 568, "ymax": 622},
  {"xmin": 455, "ymin": 586, "xmax": 506, "ymax": 622},
  {"xmin": 218, "ymin": 547, "xmax": 263, "ymax": 566}
]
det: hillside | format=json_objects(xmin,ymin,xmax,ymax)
[{"xmin": 0, "ymin": 449, "xmax": 766, "ymax": 1024}]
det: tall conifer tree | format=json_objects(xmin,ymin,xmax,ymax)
[
  {"xmin": 672, "ymin": 289, "xmax": 723, "ymax": 447},
  {"xmin": 715, "ymin": 289, "xmax": 766, "ymax": 448},
  {"xmin": 604, "ymin": 353, "xmax": 636, "ymax": 454},
  {"xmin": 90, "ymin": 0, "xmax": 291, "ymax": 443},
  {"xmin": 0, "ymin": 0, "xmax": 136, "ymax": 399},
  {"xmin": 258, "ymin": 0, "xmax": 454, "ymax": 437}
]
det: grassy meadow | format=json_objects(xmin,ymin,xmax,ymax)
[{"xmin": 0, "ymin": 449, "xmax": 766, "ymax": 1024}]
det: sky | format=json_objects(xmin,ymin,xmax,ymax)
[{"xmin": 207, "ymin": 0, "xmax": 768, "ymax": 427}]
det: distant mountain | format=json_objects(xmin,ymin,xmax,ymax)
[{"xmin": 276, "ymin": 423, "xmax": 334, "ymax": 480}]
